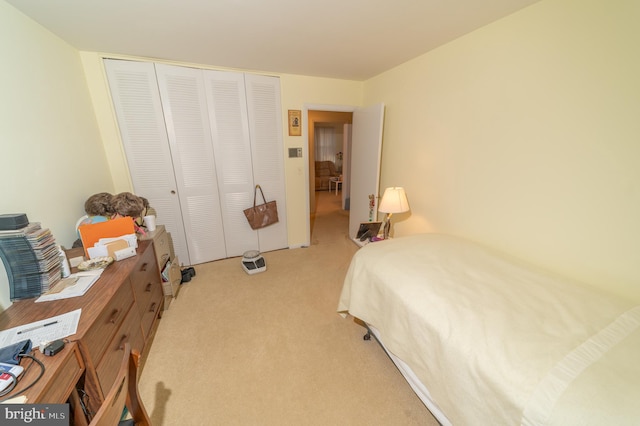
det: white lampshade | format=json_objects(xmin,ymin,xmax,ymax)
[{"xmin": 378, "ymin": 187, "xmax": 410, "ymax": 214}]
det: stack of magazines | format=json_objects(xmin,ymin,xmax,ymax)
[{"xmin": 0, "ymin": 222, "xmax": 62, "ymax": 300}]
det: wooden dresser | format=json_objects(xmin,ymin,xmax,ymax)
[{"xmin": 0, "ymin": 240, "xmax": 163, "ymax": 417}]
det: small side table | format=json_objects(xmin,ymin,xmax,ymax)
[{"xmin": 329, "ymin": 177, "xmax": 342, "ymax": 195}]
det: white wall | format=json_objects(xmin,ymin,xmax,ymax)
[
  {"xmin": 0, "ymin": 1, "xmax": 113, "ymax": 310},
  {"xmin": 364, "ymin": 0, "xmax": 640, "ymax": 301}
]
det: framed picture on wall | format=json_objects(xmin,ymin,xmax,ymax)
[{"xmin": 288, "ymin": 110, "xmax": 301, "ymax": 136}]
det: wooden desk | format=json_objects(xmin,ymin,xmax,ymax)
[{"xmin": 0, "ymin": 240, "xmax": 162, "ymax": 420}]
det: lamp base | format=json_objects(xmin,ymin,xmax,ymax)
[{"xmin": 382, "ymin": 215, "xmax": 392, "ymax": 239}]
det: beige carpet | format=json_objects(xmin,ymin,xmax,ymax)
[{"xmin": 138, "ymin": 191, "xmax": 439, "ymax": 425}]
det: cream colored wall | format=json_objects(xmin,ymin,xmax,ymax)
[
  {"xmin": 80, "ymin": 54, "xmax": 363, "ymax": 249},
  {"xmin": 364, "ymin": 0, "xmax": 640, "ymax": 301},
  {"xmin": 0, "ymin": 1, "xmax": 113, "ymax": 309},
  {"xmin": 279, "ymin": 76, "xmax": 362, "ymax": 246}
]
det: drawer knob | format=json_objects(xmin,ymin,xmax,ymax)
[
  {"xmin": 145, "ymin": 283, "xmax": 152, "ymax": 292},
  {"xmin": 149, "ymin": 302, "xmax": 157, "ymax": 312},
  {"xmin": 109, "ymin": 308, "xmax": 121, "ymax": 324},
  {"xmin": 117, "ymin": 334, "xmax": 129, "ymax": 351},
  {"xmin": 140, "ymin": 262, "xmax": 148, "ymax": 272}
]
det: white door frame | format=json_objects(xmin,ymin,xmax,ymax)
[{"xmin": 302, "ymin": 103, "xmax": 356, "ymax": 247}]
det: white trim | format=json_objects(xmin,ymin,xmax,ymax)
[{"xmin": 288, "ymin": 243, "xmax": 308, "ymax": 249}]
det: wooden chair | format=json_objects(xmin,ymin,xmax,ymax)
[{"xmin": 89, "ymin": 343, "xmax": 152, "ymax": 426}]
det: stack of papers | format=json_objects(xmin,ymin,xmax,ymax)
[
  {"xmin": 35, "ymin": 270, "xmax": 103, "ymax": 303},
  {"xmin": 0, "ymin": 309, "xmax": 82, "ymax": 349},
  {"xmin": 87, "ymin": 233, "xmax": 137, "ymax": 260},
  {"xmin": 0, "ymin": 222, "xmax": 63, "ymax": 299}
]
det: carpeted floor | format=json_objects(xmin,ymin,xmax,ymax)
[{"xmin": 138, "ymin": 190, "xmax": 439, "ymax": 425}]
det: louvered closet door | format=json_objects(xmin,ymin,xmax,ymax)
[
  {"xmin": 104, "ymin": 59, "xmax": 191, "ymax": 266},
  {"xmin": 203, "ymin": 70, "xmax": 259, "ymax": 257},
  {"xmin": 155, "ymin": 64, "xmax": 227, "ymax": 264},
  {"xmin": 244, "ymin": 74, "xmax": 288, "ymax": 252}
]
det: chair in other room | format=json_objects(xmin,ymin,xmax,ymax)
[
  {"xmin": 89, "ymin": 343, "xmax": 152, "ymax": 426},
  {"xmin": 314, "ymin": 160, "xmax": 340, "ymax": 191}
]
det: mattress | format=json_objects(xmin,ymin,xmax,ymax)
[{"xmin": 338, "ymin": 233, "xmax": 640, "ymax": 425}]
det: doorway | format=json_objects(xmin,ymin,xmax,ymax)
[
  {"xmin": 302, "ymin": 103, "xmax": 384, "ymax": 248},
  {"xmin": 307, "ymin": 110, "xmax": 353, "ymax": 241},
  {"xmin": 308, "ymin": 110, "xmax": 353, "ymax": 213}
]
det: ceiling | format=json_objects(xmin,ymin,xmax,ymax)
[{"xmin": 7, "ymin": 0, "xmax": 541, "ymax": 81}]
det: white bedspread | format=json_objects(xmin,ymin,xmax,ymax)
[{"xmin": 338, "ymin": 234, "xmax": 640, "ymax": 425}]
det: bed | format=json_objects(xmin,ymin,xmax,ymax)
[{"xmin": 338, "ymin": 234, "xmax": 640, "ymax": 425}]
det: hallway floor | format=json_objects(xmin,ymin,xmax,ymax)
[{"xmin": 310, "ymin": 189, "xmax": 349, "ymax": 245}]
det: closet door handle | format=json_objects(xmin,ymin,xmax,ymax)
[{"xmin": 171, "ymin": 190, "xmax": 176, "ymax": 194}]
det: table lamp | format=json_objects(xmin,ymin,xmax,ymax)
[{"xmin": 378, "ymin": 187, "xmax": 410, "ymax": 239}]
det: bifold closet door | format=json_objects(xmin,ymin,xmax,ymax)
[
  {"xmin": 203, "ymin": 70, "xmax": 259, "ymax": 257},
  {"xmin": 244, "ymin": 74, "xmax": 288, "ymax": 253},
  {"xmin": 154, "ymin": 64, "xmax": 227, "ymax": 264},
  {"xmin": 106, "ymin": 60, "xmax": 288, "ymax": 262},
  {"xmin": 204, "ymin": 71, "xmax": 288, "ymax": 256},
  {"xmin": 104, "ymin": 59, "xmax": 191, "ymax": 265}
]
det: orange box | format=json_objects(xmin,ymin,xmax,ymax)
[{"xmin": 78, "ymin": 217, "xmax": 136, "ymax": 257}]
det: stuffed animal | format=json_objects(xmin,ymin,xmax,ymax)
[
  {"xmin": 139, "ymin": 196, "xmax": 157, "ymax": 218},
  {"xmin": 111, "ymin": 192, "xmax": 150, "ymax": 235},
  {"xmin": 77, "ymin": 192, "xmax": 114, "ymax": 228},
  {"xmin": 74, "ymin": 191, "xmax": 156, "ymax": 247},
  {"xmin": 73, "ymin": 192, "xmax": 115, "ymax": 247},
  {"xmin": 111, "ymin": 192, "xmax": 145, "ymax": 218}
]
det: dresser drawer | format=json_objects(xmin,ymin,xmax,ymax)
[
  {"xmin": 162, "ymin": 255, "xmax": 182, "ymax": 298},
  {"xmin": 83, "ymin": 277, "xmax": 135, "ymax": 364},
  {"xmin": 95, "ymin": 304, "xmax": 144, "ymax": 396},
  {"xmin": 140, "ymin": 280, "xmax": 163, "ymax": 338},
  {"xmin": 131, "ymin": 243, "xmax": 160, "ymax": 316},
  {"xmin": 153, "ymin": 226, "xmax": 171, "ymax": 269}
]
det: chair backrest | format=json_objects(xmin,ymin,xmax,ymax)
[
  {"xmin": 315, "ymin": 161, "xmax": 336, "ymax": 177},
  {"xmin": 89, "ymin": 343, "xmax": 152, "ymax": 426}
]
